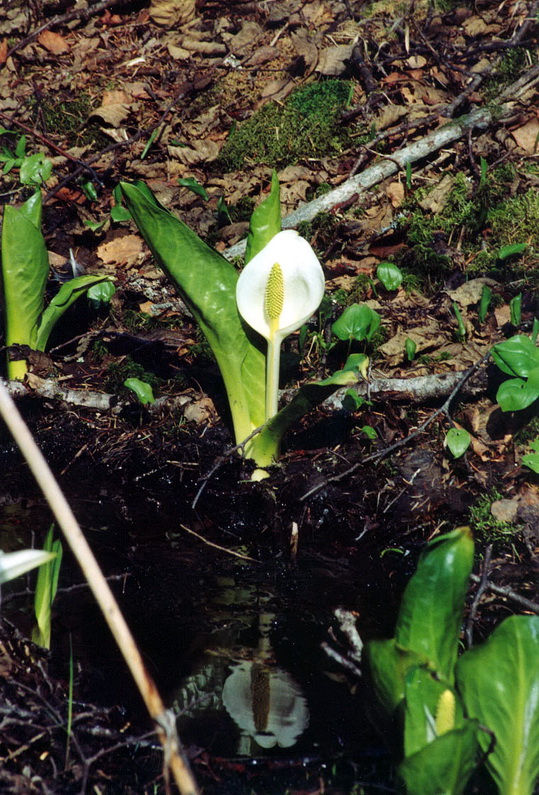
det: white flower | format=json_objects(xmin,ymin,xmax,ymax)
[
  {"xmin": 236, "ymin": 230, "xmax": 325, "ymax": 419},
  {"xmin": 0, "ymin": 549, "xmax": 55, "ymax": 584}
]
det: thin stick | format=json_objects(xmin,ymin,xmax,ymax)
[{"xmin": 0, "ymin": 377, "xmax": 199, "ymax": 795}]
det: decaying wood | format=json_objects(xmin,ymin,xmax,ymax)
[
  {"xmin": 223, "ymin": 63, "xmax": 539, "ymax": 261},
  {"xmin": 5, "ymin": 364, "xmax": 487, "ymax": 415}
]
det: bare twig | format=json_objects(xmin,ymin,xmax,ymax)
[
  {"xmin": 469, "ymin": 572, "xmax": 539, "ymax": 615},
  {"xmin": 179, "ymin": 524, "xmax": 259, "ymax": 562},
  {"xmin": 465, "ymin": 544, "xmax": 493, "ymax": 647}
]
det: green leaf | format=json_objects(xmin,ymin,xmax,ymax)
[
  {"xmin": 399, "ymin": 723, "xmax": 479, "ymax": 795},
  {"xmin": 33, "ymin": 525, "xmax": 62, "ymax": 649},
  {"xmin": 510, "ymin": 293, "xmax": 522, "ymax": 326},
  {"xmin": 120, "ymin": 181, "xmax": 266, "ymax": 447},
  {"xmin": 522, "ymin": 441, "xmax": 539, "ymax": 473},
  {"xmin": 124, "ymin": 377, "xmax": 155, "ymax": 405},
  {"xmin": 245, "ymin": 170, "xmax": 281, "ymax": 263},
  {"xmin": 342, "ymin": 389, "xmax": 368, "ymax": 411},
  {"xmin": 498, "ymin": 242, "xmax": 527, "ymax": 260},
  {"xmin": 35, "ymin": 275, "xmax": 113, "ymax": 352},
  {"xmin": 445, "ymin": 428, "xmax": 471, "ymax": 458},
  {"xmin": 87, "ymin": 280, "xmax": 116, "ymax": 306},
  {"xmin": 359, "ymin": 424, "xmax": 377, "ymax": 439},
  {"xmin": 110, "ymin": 204, "xmax": 132, "ymax": 222},
  {"xmin": 496, "ymin": 367, "xmax": 539, "ymax": 412},
  {"xmin": 377, "ymin": 261, "xmax": 403, "ymax": 291},
  {"xmin": 395, "ymin": 527, "xmax": 474, "ymax": 682},
  {"xmin": 19, "ymin": 153, "xmax": 52, "ymax": 185},
  {"xmin": 332, "ymin": 303, "xmax": 381, "ymax": 342},
  {"xmin": 405, "ymin": 337, "xmax": 417, "ymax": 362},
  {"xmin": 82, "ymin": 181, "xmax": 99, "ymax": 201},
  {"xmin": 367, "ymin": 638, "xmax": 426, "ymax": 714},
  {"xmin": 456, "ymin": 615, "xmax": 539, "ymax": 795},
  {"xmin": 1, "ymin": 192, "xmax": 49, "ymax": 378},
  {"xmin": 178, "ymin": 177, "xmax": 209, "ymax": 201},
  {"xmin": 478, "ymin": 284, "xmax": 492, "ymax": 324},
  {"xmin": 491, "ymin": 335, "xmax": 539, "ymax": 378}
]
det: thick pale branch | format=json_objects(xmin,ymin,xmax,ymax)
[{"xmin": 224, "ymin": 63, "xmax": 539, "ymax": 261}]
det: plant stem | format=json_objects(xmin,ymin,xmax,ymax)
[{"xmin": 266, "ymin": 334, "xmax": 281, "ymax": 420}]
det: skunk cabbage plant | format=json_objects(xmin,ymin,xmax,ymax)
[
  {"xmin": 1, "ymin": 191, "xmax": 114, "ymax": 379},
  {"xmin": 121, "ymin": 173, "xmax": 361, "ymax": 471}
]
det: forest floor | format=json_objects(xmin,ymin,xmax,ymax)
[{"xmin": 1, "ymin": 0, "xmax": 539, "ymax": 793}]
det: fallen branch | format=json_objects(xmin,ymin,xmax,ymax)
[
  {"xmin": 223, "ymin": 62, "xmax": 539, "ymax": 261},
  {"xmin": 4, "ymin": 364, "xmax": 488, "ymax": 415}
]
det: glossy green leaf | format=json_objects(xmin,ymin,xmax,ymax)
[
  {"xmin": 110, "ymin": 204, "xmax": 131, "ymax": 222},
  {"xmin": 395, "ymin": 527, "xmax": 474, "ymax": 682},
  {"xmin": 399, "ymin": 723, "xmax": 479, "ymax": 795},
  {"xmin": 33, "ymin": 526, "xmax": 63, "ymax": 649},
  {"xmin": 445, "ymin": 428, "xmax": 471, "ymax": 458},
  {"xmin": 1, "ymin": 192, "xmax": 49, "ymax": 378},
  {"xmin": 245, "ymin": 170, "xmax": 281, "ymax": 263},
  {"xmin": 478, "ymin": 284, "xmax": 492, "ymax": 324},
  {"xmin": 19, "ymin": 152, "xmax": 52, "ymax": 185},
  {"xmin": 405, "ymin": 337, "xmax": 417, "ymax": 362},
  {"xmin": 496, "ymin": 367, "xmax": 539, "ymax": 412},
  {"xmin": 456, "ymin": 615, "xmax": 539, "ymax": 795},
  {"xmin": 178, "ymin": 177, "xmax": 209, "ymax": 201},
  {"xmin": 36, "ymin": 275, "xmax": 113, "ymax": 352},
  {"xmin": 367, "ymin": 638, "xmax": 426, "ymax": 714},
  {"xmin": 377, "ymin": 261, "xmax": 403, "ymax": 291},
  {"xmin": 498, "ymin": 243, "xmax": 527, "ymax": 260},
  {"xmin": 332, "ymin": 303, "xmax": 381, "ymax": 342},
  {"xmin": 522, "ymin": 440, "xmax": 539, "ymax": 473},
  {"xmin": 120, "ymin": 181, "xmax": 266, "ymax": 447},
  {"xmin": 124, "ymin": 377, "xmax": 155, "ymax": 405},
  {"xmin": 510, "ymin": 293, "xmax": 522, "ymax": 326},
  {"xmin": 87, "ymin": 280, "xmax": 116, "ymax": 306},
  {"xmin": 491, "ymin": 335, "xmax": 539, "ymax": 378}
]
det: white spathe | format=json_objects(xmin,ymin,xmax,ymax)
[
  {"xmin": 0, "ymin": 548, "xmax": 55, "ymax": 584},
  {"xmin": 236, "ymin": 230, "xmax": 325, "ymax": 422},
  {"xmin": 236, "ymin": 230, "xmax": 325, "ymax": 343}
]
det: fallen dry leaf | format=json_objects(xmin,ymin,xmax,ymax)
[
  {"xmin": 37, "ymin": 30, "xmax": 70, "ymax": 55},
  {"xmin": 386, "ymin": 181, "xmax": 404, "ymax": 208},
  {"xmin": 511, "ymin": 118, "xmax": 539, "ymax": 153},
  {"xmin": 447, "ymin": 277, "xmax": 499, "ymax": 307},
  {"xmin": 316, "ymin": 44, "xmax": 353, "ymax": 76},
  {"xmin": 149, "ymin": 0, "xmax": 196, "ymax": 27},
  {"xmin": 168, "ymin": 139, "xmax": 221, "ymax": 164},
  {"xmin": 97, "ymin": 234, "xmax": 144, "ymax": 266}
]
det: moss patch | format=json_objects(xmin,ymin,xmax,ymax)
[{"xmin": 218, "ymin": 80, "xmax": 353, "ymax": 171}]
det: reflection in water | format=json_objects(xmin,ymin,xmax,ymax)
[
  {"xmin": 173, "ymin": 604, "xmax": 309, "ymax": 756},
  {"xmin": 222, "ymin": 659, "xmax": 309, "ymax": 751}
]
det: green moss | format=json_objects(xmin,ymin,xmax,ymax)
[
  {"xmin": 218, "ymin": 80, "xmax": 353, "ymax": 171},
  {"xmin": 469, "ymin": 489, "xmax": 521, "ymax": 539},
  {"xmin": 484, "ymin": 48, "xmax": 535, "ymax": 99},
  {"xmin": 32, "ymin": 95, "xmax": 109, "ymax": 148},
  {"xmin": 104, "ymin": 356, "xmax": 163, "ymax": 394}
]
